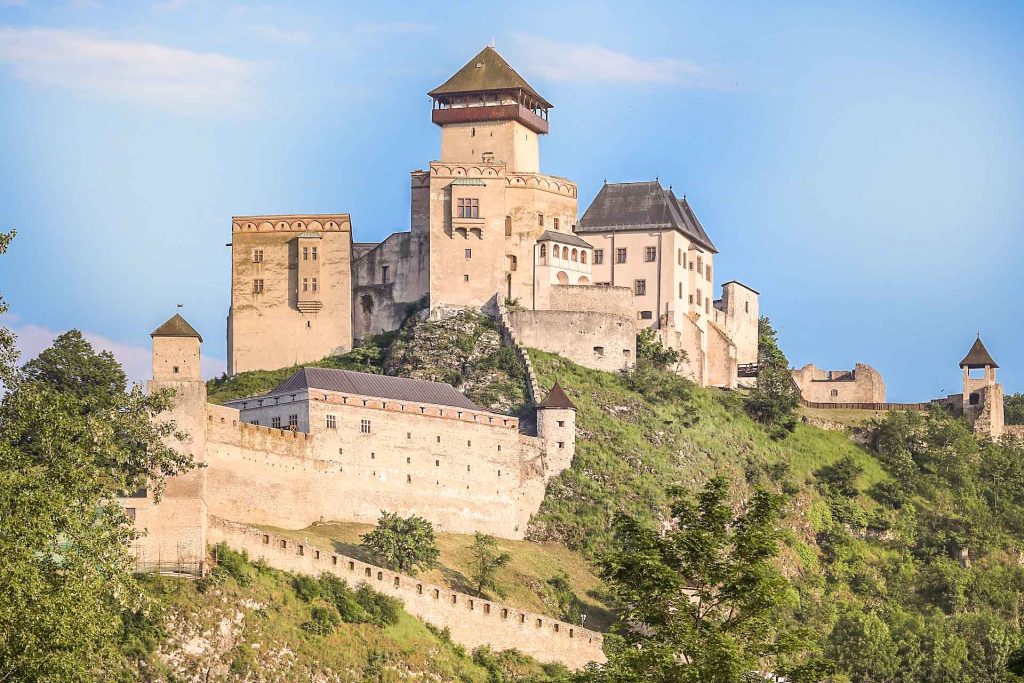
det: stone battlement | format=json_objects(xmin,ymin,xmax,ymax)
[
  {"xmin": 231, "ymin": 215, "xmax": 351, "ymax": 233},
  {"xmin": 208, "ymin": 517, "xmax": 605, "ymax": 669}
]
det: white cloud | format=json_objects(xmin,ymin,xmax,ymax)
[
  {"xmin": 511, "ymin": 35, "xmax": 720, "ymax": 88},
  {"xmin": 13, "ymin": 323, "xmax": 225, "ymax": 386},
  {"xmin": 246, "ymin": 23, "xmax": 311, "ymax": 45},
  {"xmin": 0, "ymin": 26, "xmax": 256, "ymax": 113}
]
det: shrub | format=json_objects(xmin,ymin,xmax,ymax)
[
  {"xmin": 355, "ymin": 583, "xmax": 402, "ymax": 627},
  {"xmin": 291, "ymin": 574, "xmax": 322, "ymax": 602},
  {"xmin": 301, "ymin": 606, "xmax": 340, "ymax": 636}
]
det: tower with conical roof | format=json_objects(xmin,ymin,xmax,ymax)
[
  {"xmin": 536, "ymin": 382, "xmax": 577, "ymax": 474},
  {"xmin": 959, "ymin": 335, "xmax": 1004, "ymax": 438},
  {"xmin": 411, "ymin": 46, "xmax": 579, "ymax": 310}
]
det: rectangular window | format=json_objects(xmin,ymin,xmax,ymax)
[
  {"xmin": 538, "ymin": 213, "xmax": 544, "ymax": 227},
  {"xmin": 463, "ymin": 274, "xmax": 469, "ymax": 282},
  {"xmin": 616, "ymin": 248, "xmax": 627, "ymax": 264},
  {"xmin": 311, "ymin": 278, "xmax": 318, "ymax": 292},
  {"xmin": 679, "ymin": 282, "xmax": 683, "ymax": 298},
  {"xmin": 456, "ymin": 197, "xmax": 480, "ymax": 218},
  {"xmin": 465, "ymin": 248, "xmax": 472, "ymax": 259},
  {"xmin": 688, "ymin": 294, "xmax": 694, "ymax": 304},
  {"xmin": 553, "ymin": 217, "xmax": 560, "ymax": 230},
  {"xmin": 302, "ymin": 278, "xmax": 308, "ymax": 292},
  {"xmin": 326, "ymin": 414, "xmax": 337, "ymax": 429},
  {"xmin": 504, "ymin": 216, "xmax": 512, "ymax": 237},
  {"xmin": 645, "ymin": 246, "xmax": 657, "ymax": 262},
  {"xmin": 303, "ymin": 246, "xmax": 309, "ymax": 261},
  {"xmin": 125, "ymin": 507, "xmax": 136, "ymax": 521},
  {"xmin": 382, "ymin": 265, "xmax": 389, "ymax": 285},
  {"xmin": 634, "ymin": 279, "xmax": 646, "ymax": 296},
  {"xmin": 677, "ymin": 248, "xmax": 682, "ymax": 266},
  {"xmin": 697, "ymin": 256, "xmax": 703, "ymax": 273},
  {"xmin": 360, "ymin": 419, "xmax": 371, "ymax": 434},
  {"xmin": 706, "ymin": 299, "xmax": 711, "ymax": 313},
  {"xmin": 311, "ymin": 246, "xmax": 318, "ymax": 261},
  {"xmin": 706, "ymin": 265, "xmax": 712, "ymax": 280},
  {"xmin": 696, "ymin": 289, "xmax": 703, "ymax": 306},
  {"xmin": 593, "ymin": 249, "xmax": 604, "ymax": 265},
  {"xmin": 745, "ymin": 301, "xmax": 750, "ymax": 313},
  {"xmin": 253, "ymin": 279, "xmax": 264, "ymax": 294},
  {"xmin": 288, "ymin": 414, "xmax": 298, "ymax": 430},
  {"xmin": 271, "ymin": 416, "xmax": 281, "ymax": 429},
  {"xmin": 252, "ymin": 249, "xmax": 263, "ymax": 263},
  {"xmin": 639, "ymin": 310, "xmax": 653, "ymax": 320}
]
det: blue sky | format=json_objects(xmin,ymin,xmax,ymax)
[{"xmin": 1, "ymin": 1, "xmax": 1021, "ymax": 400}]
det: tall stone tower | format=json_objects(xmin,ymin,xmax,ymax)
[
  {"xmin": 413, "ymin": 46, "xmax": 579, "ymax": 309},
  {"xmin": 959, "ymin": 335, "xmax": 1004, "ymax": 438},
  {"xmin": 227, "ymin": 215, "xmax": 353, "ymax": 375},
  {"xmin": 121, "ymin": 313, "xmax": 209, "ymax": 573},
  {"xmin": 536, "ymin": 382, "xmax": 577, "ymax": 475}
]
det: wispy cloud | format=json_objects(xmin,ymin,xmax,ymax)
[
  {"xmin": 511, "ymin": 35, "xmax": 722, "ymax": 89},
  {"xmin": 246, "ymin": 23, "xmax": 311, "ymax": 45},
  {"xmin": 13, "ymin": 322, "xmax": 225, "ymax": 385},
  {"xmin": 0, "ymin": 26, "xmax": 257, "ymax": 113}
]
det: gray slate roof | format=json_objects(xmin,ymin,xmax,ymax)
[
  {"xmin": 960, "ymin": 336, "xmax": 998, "ymax": 369},
  {"xmin": 537, "ymin": 230, "xmax": 593, "ymax": 249},
  {"xmin": 151, "ymin": 313, "xmax": 203, "ymax": 343},
  {"xmin": 269, "ymin": 368, "xmax": 481, "ymax": 410},
  {"xmin": 537, "ymin": 382, "xmax": 577, "ymax": 410},
  {"xmin": 576, "ymin": 181, "xmax": 718, "ymax": 253},
  {"xmin": 429, "ymin": 46, "xmax": 551, "ymax": 108}
]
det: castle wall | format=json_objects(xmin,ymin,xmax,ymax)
[
  {"xmin": 792, "ymin": 363, "xmax": 886, "ymax": 403},
  {"xmin": 352, "ymin": 231, "xmax": 430, "ymax": 339},
  {"xmin": 203, "ymin": 398, "xmax": 552, "ymax": 540},
  {"xmin": 208, "ymin": 518, "xmax": 605, "ymax": 669},
  {"xmin": 706, "ymin": 321, "xmax": 737, "ymax": 389},
  {"xmin": 228, "ymin": 216, "xmax": 352, "ymax": 375},
  {"xmin": 544, "ymin": 284, "xmax": 635, "ymax": 319},
  {"xmin": 508, "ymin": 310, "xmax": 635, "ymax": 373},
  {"xmin": 713, "ymin": 282, "xmax": 759, "ymax": 366}
]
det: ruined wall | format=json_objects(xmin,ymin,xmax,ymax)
[
  {"xmin": 792, "ymin": 363, "xmax": 886, "ymax": 403},
  {"xmin": 545, "ymin": 284, "xmax": 634, "ymax": 319},
  {"xmin": 352, "ymin": 231, "xmax": 430, "ymax": 340},
  {"xmin": 706, "ymin": 321, "xmax": 737, "ymax": 389},
  {"xmin": 208, "ymin": 518, "xmax": 605, "ymax": 669},
  {"xmin": 203, "ymin": 399, "xmax": 552, "ymax": 540},
  {"xmin": 969, "ymin": 384, "xmax": 1005, "ymax": 439},
  {"xmin": 508, "ymin": 310, "xmax": 635, "ymax": 373}
]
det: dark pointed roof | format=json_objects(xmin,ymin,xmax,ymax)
[
  {"xmin": 537, "ymin": 230, "xmax": 593, "ymax": 249},
  {"xmin": 429, "ymin": 46, "xmax": 551, "ymax": 108},
  {"xmin": 537, "ymin": 382, "xmax": 576, "ymax": 410},
  {"xmin": 266, "ymin": 368, "xmax": 481, "ymax": 411},
  {"xmin": 150, "ymin": 313, "xmax": 203, "ymax": 343},
  {"xmin": 576, "ymin": 180, "xmax": 718, "ymax": 253},
  {"xmin": 960, "ymin": 336, "xmax": 998, "ymax": 369}
]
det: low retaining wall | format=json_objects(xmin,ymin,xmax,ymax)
[
  {"xmin": 208, "ymin": 517, "xmax": 605, "ymax": 669},
  {"xmin": 800, "ymin": 399, "xmax": 930, "ymax": 411}
]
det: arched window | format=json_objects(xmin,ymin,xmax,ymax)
[
  {"xmin": 580, "ymin": 251, "xmax": 587, "ymax": 264},
  {"xmin": 571, "ymin": 249, "xmax": 579, "ymax": 262},
  {"xmin": 556, "ymin": 271, "xmax": 569, "ymax": 284},
  {"xmin": 553, "ymin": 245, "xmax": 561, "ymax": 259},
  {"xmin": 540, "ymin": 243, "xmax": 547, "ymax": 258}
]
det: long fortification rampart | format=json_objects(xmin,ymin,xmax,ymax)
[{"xmin": 208, "ymin": 517, "xmax": 605, "ymax": 669}]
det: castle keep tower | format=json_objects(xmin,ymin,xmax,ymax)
[
  {"xmin": 414, "ymin": 46, "xmax": 579, "ymax": 309},
  {"xmin": 227, "ymin": 215, "xmax": 353, "ymax": 375},
  {"xmin": 959, "ymin": 335, "xmax": 1004, "ymax": 438}
]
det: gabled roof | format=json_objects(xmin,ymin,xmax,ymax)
[
  {"xmin": 150, "ymin": 313, "xmax": 203, "ymax": 343},
  {"xmin": 429, "ymin": 46, "xmax": 551, "ymax": 108},
  {"xmin": 960, "ymin": 336, "xmax": 998, "ymax": 369},
  {"xmin": 538, "ymin": 230, "xmax": 593, "ymax": 249},
  {"xmin": 536, "ymin": 382, "xmax": 576, "ymax": 410},
  {"xmin": 268, "ymin": 368, "xmax": 481, "ymax": 411},
  {"xmin": 576, "ymin": 180, "xmax": 718, "ymax": 253}
]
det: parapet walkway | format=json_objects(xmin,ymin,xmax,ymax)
[{"xmin": 208, "ymin": 516, "xmax": 606, "ymax": 669}]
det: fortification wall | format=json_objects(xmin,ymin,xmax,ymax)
[
  {"xmin": 208, "ymin": 518, "xmax": 605, "ymax": 669},
  {"xmin": 507, "ymin": 310, "xmax": 635, "ymax": 374},
  {"xmin": 352, "ymin": 231, "xmax": 430, "ymax": 340},
  {"xmin": 546, "ymin": 284, "xmax": 634, "ymax": 319},
  {"xmin": 706, "ymin": 321, "xmax": 737, "ymax": 389},
  {"xmin": 204, "ymin": 401, "xmax": 549, "ymax": 539}
]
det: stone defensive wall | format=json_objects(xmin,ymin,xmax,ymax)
[
  {"xmin": 799, "ymin": 398, "xmax": 931, "ymax": 411},
  {"xmin": 208, "ymin": 517, "xmax": 606, "ymax": 670},
  {"xmin": 547, "ymin": 284, "xmax": 634, "ymax": 320},
  {"xmin": 203, "ymin": 397, "xmax": 549, "ymax": 539},
  {"xmin": 507, "ymin": 310, "xmax": 635, "ymax": 374}
]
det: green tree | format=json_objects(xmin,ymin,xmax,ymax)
[
  {"xmin": 745, "ymin": 317, "xmax": 799, "ymax": 436},
  {"xmin": 360, "ymin": 511, "xmax": 439, "ymax": 575},
  {"xmin": 576, "ymin": 478, "xmax": 809, "ymax": 682},
  {"xmin": 636, "ymin": 328, "xmax": 683, "ymax": 371},
  {"xmin": 469, "ymin": 532, "xmax": 512, "ymax": 598},
  {"xmin": 825, "ymin": 610, "xmax": 900, "ymax": 683},
  {"xmin": 0, "ymin": 241, "xmax": 197, "ymax": 681},
  {"xmin": 1006, "ymin": 393, "xmax": 1024, "ymax": 426},
  {"xmin": 0, "ymin": 230, "xmax": 15, "ymax": 386},
  {"xmin": 757, "ymin": 315, "xmax": 789, "ymax": 370}
]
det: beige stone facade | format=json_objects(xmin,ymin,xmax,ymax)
[
  {"xmin": 228, "ymin": 215, "xmax": 352, "ymax": 374},
  {"xmin": 792, "ymin": 363, "xmax": 887, "ymax": 403}
]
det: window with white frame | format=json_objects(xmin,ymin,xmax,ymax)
[
  {"xmin": 456, "ymin": 197, "xmax": 480, "ymax": 218},
  {"xmin": 326, "ymin": 414, "xmax": 337, "ymax": 429},
  {"xmin": 360, "ymin": 418, "xmax": 371, "ymax": 434}
]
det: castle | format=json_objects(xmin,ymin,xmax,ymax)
[{"xmin": 226, "ymin": 46, "xmax": 759, "ymax": 387}]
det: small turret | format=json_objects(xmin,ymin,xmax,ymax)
[
  {"xmin": 536, "ymin": 382, "xmax": 577, "ymax": 476},
  {"xmin": 151, "ymin": 313, "xmax": 203, "ymax": 382},
  {"xmin": 959, "ymin": 334, "xmax": 1004, "ymax": 439}
]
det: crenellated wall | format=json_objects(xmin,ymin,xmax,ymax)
[{"xmin": 208, "ymin": 517, "xmax": 605, "ymax": 669}]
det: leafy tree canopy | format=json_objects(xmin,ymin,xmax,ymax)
[{"xmin": 361, "ymin": 511, "xmax": 440, "ymax": 575}]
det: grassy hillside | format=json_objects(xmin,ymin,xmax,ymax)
[
  {"xmin": 111, "ymin": 544, "xmax": 564, "ymax": 682},
  {"xmin": 261, "ymin": 521, "xmax": 615, "ymax": 631}
]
